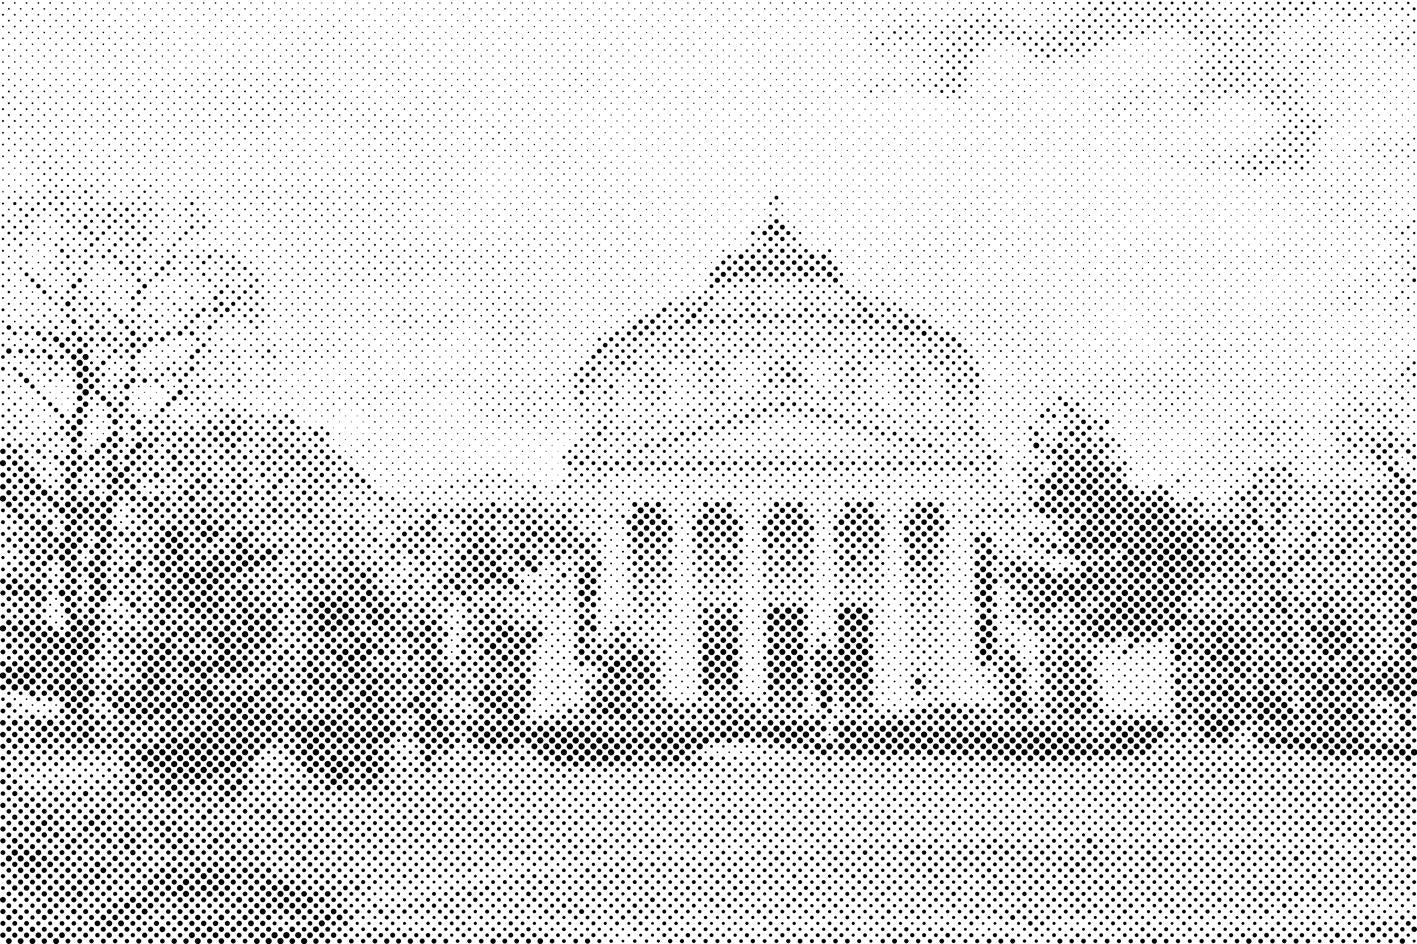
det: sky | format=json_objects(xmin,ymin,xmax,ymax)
[{"xmin": 0, "ymin": 0, "xmax": 1413, "ymax": 504}]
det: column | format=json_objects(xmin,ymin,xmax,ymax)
[{"xmin": 762, "ymin": 501, "xmax": 813, "ymax": 712}]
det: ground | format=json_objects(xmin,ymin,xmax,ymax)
[{"xmin": 2, "ymin": 730, "xmax": 1414, "ymax": 943}]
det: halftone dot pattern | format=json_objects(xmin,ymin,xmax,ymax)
[
  {"xmin": 1, "ymin": 0, "xmax": 1417, "ymax": 941},
  {"xmin": 874, "ymin": 0, "xmax": 1326, "ymax": 169}
]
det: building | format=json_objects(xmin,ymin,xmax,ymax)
[{"xmin": 547, "ymin": 218, "xmax": 1021, "ymax": 731}]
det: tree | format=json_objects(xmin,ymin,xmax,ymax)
[
  {"xmin": 1020, "ymin": 400, "xmax": 1201, "ymax": 750},
  {"xmin": 1237, "ymin": 395, "xmax": 1417, "ymax": 755},
  {"xmin": 115, "ymin": 408, "xmax": 385, "ymax": 791},
  {"xmin": 0, "ymin": 189, "xmax": 470, "ymax": 789},
  {"xmin": 0, "ymin": 191, "xmax": 260, "ymax": 729},
  {"xmin": 1023, "ymin": 392, "xmax": 1417, "ymax": 754}
]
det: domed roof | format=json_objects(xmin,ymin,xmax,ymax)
[{"xmin": 566, "ymin": 219, "xmax": 982, "ymax": 497}]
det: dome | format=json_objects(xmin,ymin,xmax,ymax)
[{"xmin": 566, "ymin": 219, "xmax": 984, "ymax": 502}]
